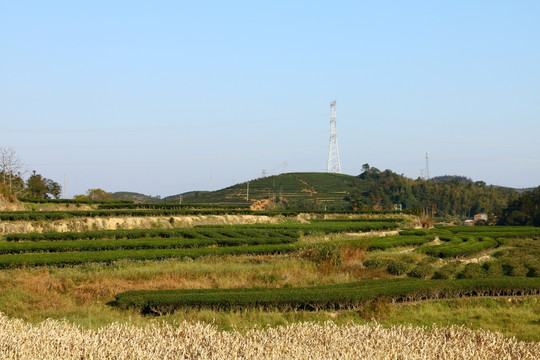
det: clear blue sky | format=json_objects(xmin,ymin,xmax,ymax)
[{"xmin": 1, "ymin": 1, "xmax": 539, "ymax": 197}]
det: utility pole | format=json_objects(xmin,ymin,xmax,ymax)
[
  {"xmin": 326, "ymin": 100, "xmax": 342, "ymax": 173},
  {"xmin": 246, "ymin": 181, "xmax": 250, "ymax": 201},
  {"xmin": 63, "ymin": 174, "xmax": 67, "ymax": 199}
]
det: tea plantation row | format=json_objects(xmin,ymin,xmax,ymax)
[{"xmin": 111, "ymin": 277, "xmax": 540, "ymax": 313}]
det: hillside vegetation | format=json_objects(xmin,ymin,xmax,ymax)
[
  {"xmin": 498, "ymin": 186, "xmax": 540, "ymax": 226},
  {"xmin": 125, "ymin": 168, "xmax": 520, "ymax": 219}
]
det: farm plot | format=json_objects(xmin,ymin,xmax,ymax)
[
  {"xmin": 0, "ymin": 220, "xmax": 399, "ymax": 268},
  {"xmin": 109, "ymin": 224, "xmax": 540, "ymax": 317}
]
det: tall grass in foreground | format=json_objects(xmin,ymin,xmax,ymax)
[{"xmin": 0, "ymin": 314, "xmax": 537, "ymax": 359}]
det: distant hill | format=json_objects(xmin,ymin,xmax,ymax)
[
  {"xmin": 111, "ymin": 192, "xmax": 162, "ymax": 203},
  {"xmin": 114, "ymin": 169, "xmax": 525, "ymax": 217},
  {"xmin": 164, "ymin": 172, "xmax": 358, "ymax": 210}
]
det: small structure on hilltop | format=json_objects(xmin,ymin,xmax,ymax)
[{"xmin": 474, "ymin": 213, "xmax": 488, "ymax": 222}]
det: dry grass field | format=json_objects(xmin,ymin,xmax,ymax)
[{"xmin": 1, "ymin": 314, "xmax": 538, "ymax": 359}]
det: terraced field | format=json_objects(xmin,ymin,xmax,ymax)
[
  {"xmin": 0, "ymin": 202, "xmax": 539, "ymax": 358},
  {"xmin": 164, "ymin": 172, "xmax": 361, "ymax": 209}
]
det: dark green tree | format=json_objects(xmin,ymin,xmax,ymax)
[
  {"xmin": 74, "ymin": 188, "xmax": 112, "ymax": 201},
  {"xmin": 45, "ymin": 179, "xmax": 62, "ymax": 199},
  {"xmin": 26, "ymin": 171, "xmax": 48, "ymax": 198},
  {"xmin": 26, "ymin": 171, "xmax": 62, "ymax": 199},
  {"xmin": 498, "ymin": 187, "xmax": 540, "ymax": 226}
]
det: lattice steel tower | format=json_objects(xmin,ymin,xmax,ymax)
[{"xmin": 326, "ymin": 100, "xmax": 342, "ymax": 173}]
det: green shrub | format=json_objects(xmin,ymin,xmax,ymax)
[
  {"xmin": 459, "ymin": 263, "xmax": 483, "ymax": 279},
  {"xmin": 526, "ymin": 264, "xmax": 540, "ymax": 278},
  {"xmin": 363, "ymin": 259, "xmax": 387, "ymax": 269},
  {"xmin": 482, "ymin": 262, "xmax": 503, "ymax": 276},
  {"xmin": 432, "ymin": 262, "xmax": 460, "ymax": 280},
  {"xmin": 398, "ymin": 229, "xmax": 429, "ymax": 236},
  {"xmin": 408, "ymin": 264, "xmax": 434, "ymax": 279},
  {"xmin": 501, "ymin": 260, "xmax": 529, "ymax": 277},
  {"xmin": 386, "ymin": 261, "xmax": 409, "ymax": 276}
]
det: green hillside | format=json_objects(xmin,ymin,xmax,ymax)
[
  {"xmin": 164, "ymin": 172, "xmax": 359, "ymax": 210},
  {"xmin": 111, "ymin": 192, "xmax": 161, "ymax": 203},
  {"xmin": 115, "ymin": 169, "xmax": 522, "ymax": 217}
]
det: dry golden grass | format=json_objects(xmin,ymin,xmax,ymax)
[{"xmin": 0, "ymin": 314, "xmax": 537, "ymax": 359}]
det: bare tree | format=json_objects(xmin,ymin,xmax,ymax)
[{"xmin": 0, "ymin": 147, "xmax": 24, "ymax": 191}]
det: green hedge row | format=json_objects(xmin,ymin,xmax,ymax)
[
  {"xmin": 0, "ymin": 243, "xmax": 302, "ymax": 268},
  {"xmin": 0, "ymin": 209, "xmax": 257, "ymax": 221},
  {"xmin": 368, "ymin": 235, "xmax": 435, "ymax": 250},
  {"xmin": 419, "ymin": 236, "xmax": 506, "ymax": 258},
  {"xmin": 5, "ymin": 228, "xmax": 206, "ymax": 242},
  {"xmin": 309, "ymin": 218, "xmax": 406, "ymax": 223},
  {"xmin": 5, "ymin": 228, "xmax": 300, "ymax": 242},
  {"xmin": 110, "ymin": 277, "xmax": 540, "ymax": 313},
  {"xmin": 19, "ymin": 198, "xmax": 134, "ymax": 205},
  {"xmin": 0, "ymin": 209, "xmax": 411, "ymax": 221},
  {"xmin": 97, "ymin": 203, "xmax": 251, "ymax": 210},
  {"xmin": 0, "ymin": 235, "xmax": 299, "ymax": 255},
  {"xmin": 5, "ymin": 221, "xmax": 398, "ymax": 242},
  {"xmin": 433, "ymin": 226, "xmax": 540, "ymax": 239},
  {"xmin": 201, "ymin": 221, "xmax": 400, "ymax": 234}
]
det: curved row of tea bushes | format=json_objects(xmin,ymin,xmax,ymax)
[
  {"xmin": 5, "ymin": 221, "xmax": 399, "ymax": 242},
  {"xmin": 0, "ymin": 235, "xmax": 299, "ymax": 255},
  {"xmin": 97, "ymin": 203, "xmax": 251, "ymax": 210},
  {"xmin": 309, "ymin": 218, "xmax": 406, "ymax": 223},
  {"xmin": 204, "ymin": 221, "xmax": 401, "ymax": 234},
  {"xmin": 367, "ymin": 235, "xmax": 435, "ymax": 250},
  {"xmin": 0, "ymin": 209, "xmax": 409, "ymax": 221},
  {"xmin": 433, "ymin": 226, "xmax": 540, "ymax": 240},
  {"xmin": 111, "ymin": 277, "xmax": 540, "ymax": 314},
  {"xmin": 418, "ymin": 236, "xmax": 506, "ymax": 258},
  {"xmin": 0, "ymin": 243, "xmax": 302, "ymax": 268},
  {"xmin": 5, "ymin": 227, "xmax": 301, "ymax": 242},
  {"xmin": 18, "ymin": 198, "xmax": 134, "ymax": 205},
  {"xmin": 0, "ymin": 209, "xmax": 256, "ymax": 221}
]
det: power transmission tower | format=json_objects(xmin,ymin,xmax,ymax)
[
  {"xmin": 425, "ymin": 152, "xmax": 430, "ymax": 180},
  {"xmin": 326, "ymin": 100, "xmax": 342, "ymax": 173}
]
